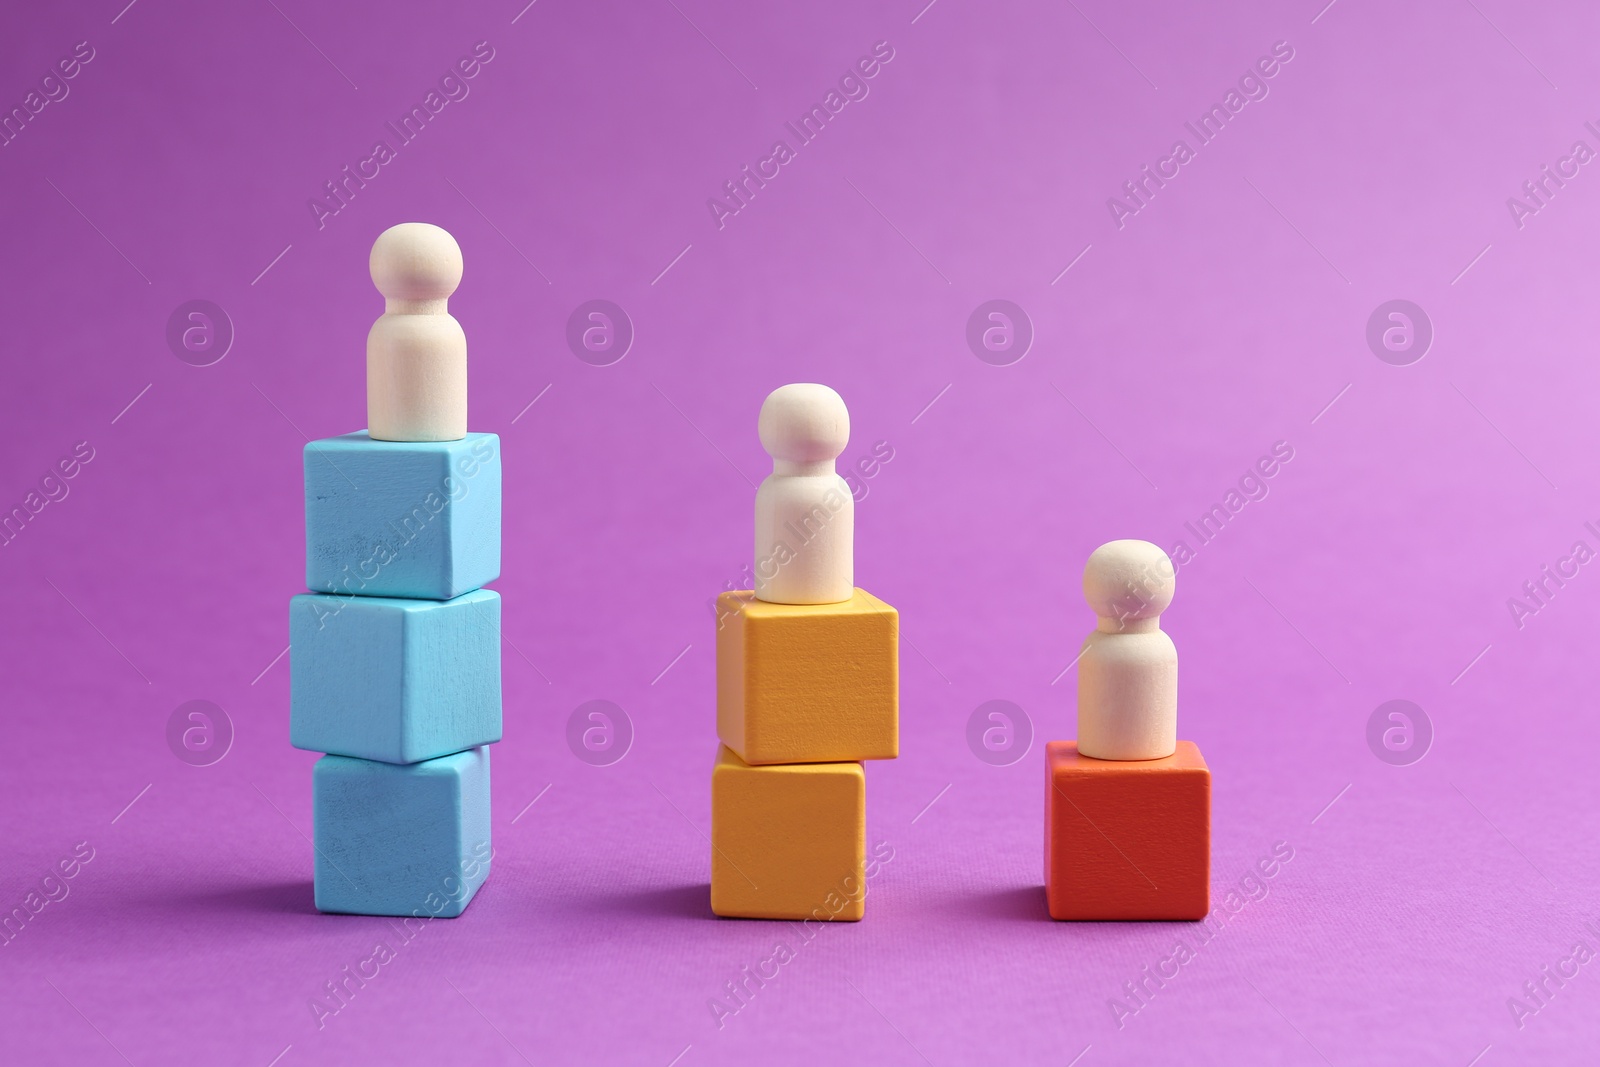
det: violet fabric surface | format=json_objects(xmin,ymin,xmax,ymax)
[{"xmin": 3, "ymin": 1, "xmax": 1598, "ymax": 1063}]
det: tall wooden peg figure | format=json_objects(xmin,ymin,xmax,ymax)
[
  {"xmin": 754, "ymin": 383, "xmax": 854, "ymax": 605},
  {"xmin": 367, "ymin": 222, "xmax": 467, "ymax": 442},
  {"xmin": 1077, "ymin": 539, "xmax": 1178, "ymax": 761}
]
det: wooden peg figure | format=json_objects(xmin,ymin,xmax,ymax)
[
  {"xmin": 754, "ymin": 384, "xmax": 854, "ymax": 605},
  {"xmin": 367, "ymin": 222, "xmax": 467, "ymax": 442},
  {"xmin": 1077, "ymin": 539, "xmax": 1178, "ymax": 760}
]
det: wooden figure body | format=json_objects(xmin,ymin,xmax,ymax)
[
  {"xmin": 367, "ymin": 222, "xmax": 467, "ymax": 442},
  {"xmin": 753, "ymin": 384, "xmax": 854, "ymax": 605},
  {"xmin": 1076, "ymin": 539, "xmax": 1177, "ymax": 761}
]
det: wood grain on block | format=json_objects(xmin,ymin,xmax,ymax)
[
  {"xmin": 716, "ymin": 588, "xmax": 897, "ymax": 765},
  {"xmin": 303, "ymin": 432, "xmax": 501, "ymax": 601},
  {"xmin": 290, "ymin": 588, "xmax": 502, "ymax": 764},
  {"xmin": 1077, "ymin": 539, "xmax": 1178, "ymax": 760},
  {"xmin": 710, "ymin": 745, "xmax": 866, "ymax": 921},
  {"xmin": 1044, "ymin": 740, "xmax": 1209, "ymax": 921},
  {"xmin": 367, "ymin": 222, "xmax": 467, "ymax": 442},
  {"xmin": 313, "ymin": 746, "xmax": 492, "ymax": 918},
  {"xmin": 754, "ymin": 383, "xmax": 854, "ymax": 605}
]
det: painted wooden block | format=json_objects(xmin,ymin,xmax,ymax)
[
  {"xmin": 304, "ymin": 431, "xmax": 500, "ymax": 601},
  {"xmin": 313, "ymin": 746, "xmax": 491, "ymax": 917},
  {"xmin": 715, "ymin": 588, "xmax": 897, "ymax": 765},
  {"xmin": 290, "ymin": 589, "xmax": 502, "ymax": 764},
  {"xmin": 1044, "ymin": 740, "xmax": 1210, "ymax": 921},
  {"xmin": 710, "ymin": 745, "xmax": 865, "ymax": 921}
]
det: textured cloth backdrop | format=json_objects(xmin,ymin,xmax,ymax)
[{"xmin": 1, "ymin": 1, "xmax": 1595, "ymax": 1064}]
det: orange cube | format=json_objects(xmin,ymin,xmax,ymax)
[
  {"xmin": 710, "ymin": 746, "xmax": 866, "ymax": 920},
  {"xmin": 1044, "ymin": 740, "xmax": 1210, "ymax": 921},
  {"xmin": 715, "ymin": 588, "xmax": 897, "ymax": 765}
]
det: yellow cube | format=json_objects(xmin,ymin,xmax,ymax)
[
  {"xmin": 715, "ymin": 587, "xmax": 898, "ymax": 765},
  {"xmin": 710, "ymin": 745, "xmax": 866, "ymax": 920}
]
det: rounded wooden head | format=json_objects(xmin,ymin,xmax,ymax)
[
  {"xmin": 758, "ymin": 383, "xmax": 849, "ymax": 463},
  {"xmin": 370, "ymin": 222, "xmax": 463, "ymax": 304},
  {"xmin": 1083, "ymin": 539, "xmax": 1175, "ymax": 622}
]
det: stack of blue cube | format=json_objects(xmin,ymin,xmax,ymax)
[{"xmin": 290, "ymin": 431, "xmax": 503, "ymax": 917}]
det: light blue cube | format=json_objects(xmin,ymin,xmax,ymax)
[
  {"xmin": 290, "ymin": 589, "xmax": 502, "ymax": 764},
  {"xmin": 305, "ymin": 431, "xmax": 500, "ymax": 601},
  {"xmin": 313, "ymin": 747, "xmax": 492, "ymax": 917}
]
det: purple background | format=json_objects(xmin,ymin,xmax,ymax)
[{"xmin": 2, "ymin": 0, "xmax": 1597, "ymax": 1063}]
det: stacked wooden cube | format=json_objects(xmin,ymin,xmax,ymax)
[
  {"xmin": 289, "ymin": 223, "xmax": 501, "ymax": 918},
  {"xmin": 710, "ymin": 385, "xmax": 898, "ymax": 921}
]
